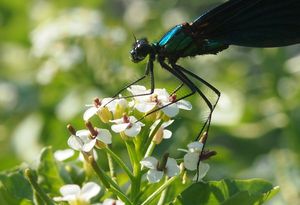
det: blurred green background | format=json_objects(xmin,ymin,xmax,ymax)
[{"xmin": 1, "ymin": 0, "xmax": 300, "ymax": 204}]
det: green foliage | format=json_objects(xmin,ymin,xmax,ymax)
[
  {"xmin": 37, "ymin": 147, "xmax": 64, "ymax": 195},
  {"xmin": 0, "ymin": 170, "xmax": 33, "ymax": 205},
  {"xmin": 174, "ymin": 179, "xmax": 279, "ymax": 205}
]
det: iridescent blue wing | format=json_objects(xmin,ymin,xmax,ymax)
[{"xmin": 192, "ymin": 0, "xmax": 300, "ymax": 47}]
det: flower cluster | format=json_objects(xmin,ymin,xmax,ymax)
[{"xmin": 53, "ymin": 85, "xmax": 215, "ymax": 205}]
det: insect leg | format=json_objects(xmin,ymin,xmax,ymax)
[
  {"xmin": 173, "ymin": 64, "xmax": 220, "ymax": 181},
  {"xmin": 173, "ymin": 64, "xmax": 221, "ymax": 140},
  {"xmin": 104, "ymin": 57, "xmax": 155, "ymax": 107}
]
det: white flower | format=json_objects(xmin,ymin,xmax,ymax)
[
  {"xmin": 83, "ymin": 98, "xmax": 112, "ymax": 121},
  {"xmin": 102, "ymin": 198, "xmax": 125, "ymax": 205},
  {"xmin": 140, "ymin": 156, "xmax": 180, "ymax": 183},
  {"xmin": 110, "ymin": 115, "xmax": 144, "ymax": 137},
  {"xmin": 150, "ymin": 120, "xmax": 174, "ymax": 144},
  {"xmin": 181, "ymin": 141, "xmax": 210, "ymax": 181},
  {"xmin": 78, "ymin": 150, "xmax": 98, "ymax": 162},
  {"xmin": 84, "ymin": 97, "xmax": 128, "ymax": 121},
  {"xmin": 192, "ymin": 162, "xmax": 210, "ymax": 182},
  {"xmin": 54, "ymin": 149, "xmax": 75, "ymax": 161},
  {"xmin": 151, "ymin": 120, "xmax": 173, "ymax": 138},
  {"xmin": 128, "ymin": 85, "xmax": 192, "ymax": 117},
  {"xmin": 53, "ymin": 182, "xmax": 100, "ymax": 204},
  {"xmin": 68, "ymin": 128, "xmax": 112, "ymax": 152},
  {"xmin": 183, "ymin": 142, "xmax": 203, "ymax": 171}
]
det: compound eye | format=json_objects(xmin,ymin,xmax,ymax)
[
  {"xmin": 130, "ymin": 38, "xmax": 151, "ymax": 62},
  {"xmin": 130, "ymin": 47, "xmax": 146, "ymax": 62}
]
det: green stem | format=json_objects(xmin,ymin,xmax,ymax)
[
  {"xmin": 108, "ymin": 186, "xmax": 132, "ymax": 205},
  {"xmin": 125, "ymin": 140, "xmax": 136, "ymax": 166},
  {"xmin": 144, "ymin": 141, "xmax": 156, "ymax": 159},
  {"xmin": 88, "ymin": 155, "xmax": 131, "ymax": 205},
  {"xmin": 141, "ymin": 176, "xmax": 178, "ymax": 205},
  {"xmin": 157, "ymin": 178, "xmax": 168, "ymax": 205},
  {"xmin": 131, "ymin": 162, "xmax": 141, "ymax": 202},
  {"xmin": 104, "ymin": 147, "xmax": 134, "ymax": 180},
  {"xmin": 88, "ymin": 155, "xmax": 110, "ymax": 188},
  {"xmin": 106, "ymin": 150, "xmax": 117, "ymax": 183},
  {"xmin": 142, "ymin": 120, "xmax": 164, "ymax": 156},
  {"xmin": 126, "ymin": 140, "xmax": 142, "ymax": 201},
  {"xmin": 24, "ymin": 169, "xmax": 55, "ymax": 205}
]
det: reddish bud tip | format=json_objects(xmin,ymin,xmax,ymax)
[
  {"xmin": 67, "ymin": 124, "xmax": 76, "ymax": 135},
  {"xmin": 85, "ymin": 121, "xmax": 98, "ymax": 137},
  {"xmin": 199, "ymin": 132, "xmax": 208, "ymax": 144},
  {"xmin": 94, "ymin": 97, "xmax": 101, "ymax": 107}
]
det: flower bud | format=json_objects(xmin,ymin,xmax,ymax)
[
  {"xmin": 98, "ymin": 106, "xmax": 112, "ymax": 123},
  {"xmin": 182, "ymin": 170, "xmax": 187, "ymax": 184},
  {"xmin": 157, "ymin": 153, "xmax": 169, "ymax": 171},
  {"xmin": 144, "ymin": 109, "xmax": 158, "ymax": 122},
  {"xmin": 114, "ymin": 103, "xmax": 125, "ymax": 119},
  {"xmin": 161, "ymin": 113, "xmax": 170, "ymax": 121},
  {"xmin": 152, "ymin": 127, "xmax": 164, "ymax": 144},
  {"xmin": 199, "ymin": 132, "xmax": 208, "ymax": 144},
  {"xmin": 95, "ymin": 140, "xmax": 107, "ymax": 149}
]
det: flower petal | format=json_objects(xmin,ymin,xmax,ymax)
[
  {"xmin": 127, "ymin": 85, "xmax": 147, "ymax": 95},
  {"xmin": 176, "ymin": 100, "xmax": 192, "ymax": 110},
  {"xmin": 76, "ymin": 130, "xmax": 90, "ymax": 138},
  {"xmin": 60, "ymin": 184, "xmax": 80, "ymax": 197},
  {"xmin": 183, "ymin": 152, "xmax": 199, "ymax": 171},
  {"xmin": 162, "ymin": 104, "xmax": 179, "ymax": 117},
  {"xmin": 83, "ymin": 107, "xmax": 98, "ymax": 121},
  {"xmin": 124, "ymin": 123, "xmax": 141, "ymax": 137},
  {"xmin": 82, "ymin": 138, "xmax": 96, "ymax": 152},
  {"xmin": 101, "ymin": 97, "xmax": 114, "ymax": 106},
  {"xmin": 165, "ymin": 158, "xmax": 180, "ymax": 177},
  {"xmin": 111, "ymin": 123, "xmax": 129, "ymax": 133},
  {"xmin": 147, "ymin": 169, "xmax": 164, "ymax": 183},
  {"xmin": 109, "ymin": 118, "xmax": 124, "ymax": 124},
  {"xmin": 162, "ymin": 120, "xmax": 174, "ymax": 128},
  {"xmin": 96, "ymin": 129, "xmax": 112, "ymax": 144},
  {"xmin": 80, "ymin": 182, "xmax": 101, "ymax": 201},
  {"xmin": 193, "ymin": 162, "xmax": 210, "ymax": 182},
  {"xmin": 150, "ymin": 120, "xmax": 160, "ymax": 131},
  {"xmin": 163, "ymin": 130, "xmax": 172, "ymax": 139},
  {"xmin": 54, "ymin": 149, "xmax": 75, "ymax": 161},
  {"xmin": 187, "ymin": 141, "xmax": 203, "ymax": 152},
  {"xmin": 140, "ymin": 156, "xmax": 158, "ymax": 169},
  {"xmin": 135, "ymin": 102, "xmax": 156, "ymax": 113},
  {"xmin": 67, "ymin": 135, "xmax": 84, "ymax": 151}
]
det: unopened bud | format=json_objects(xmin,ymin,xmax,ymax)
[
  {"xmin": 161, "ymin": 113, "xmax": 170, "ymax": 121},
  {"xmin": 199, "ymin": 132, "xmax": 208, "ymax": 144},
  {"xmin": 157, "ymin": 153, "xmax": 169, "ymax": 171},
  {"xmin": 95, "ymin": 140, "xmax": 107, "ymax": 149},
  {"xmin": 114, "ymin": 103, "xmax": 125, "ymax": 119},
  {"xmin": 144, "ymin": 110, "xmax": 157, "ymax": 122},
  {"xmin": 182, "ymin": 170, "xmax": 187, "ymax": 184},
  {"xmin": 98, "ymin": 107, "xmax": 112, "ymax": 123},
  {"xmin": 152, "ymin": 127, "xmax": 164, "ymax": 144},
  {"xmin": 85, "ymin": 121, "xmax": 98, "ymax": 138},
  {"xmin": 67, "ymin": 124, "xmax": 76, "ymax": 135},
  {"xmin": 200, "ymin": 150, "xmax": 217, "ymax": 161},
  {"xmin": 94, "ymin": 97, "xmax": 102, "ymax": 107}
]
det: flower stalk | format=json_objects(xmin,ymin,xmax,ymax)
[{"xmin": 24, "ymin": 168, "xmax": 55, "ymax": 205}]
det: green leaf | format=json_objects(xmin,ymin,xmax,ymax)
[
  {"xmin": 163, "ymin": 177, "xmax": 190, "ymax": 204},
  {"xmin": 37, "ymin": 147, "xmax": 64, "ymax": 195},
  {"xmin": 174, "ymin": 178, "xmax": 279, "ymax": 205},
  {"xmin": 0, "ymin": 169, "xmax": 33, "ymax": 205}
]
